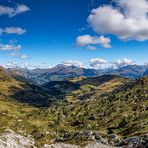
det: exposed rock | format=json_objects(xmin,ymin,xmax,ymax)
[
  {"xmin": 0, "ymin": 129, "xmax": 35, "ymax": 148},
  {"xmin": 54, "ymin": 130, "xmax": 108, "ymax": 144},
  {"xmin": 108, "ymin": 134, "xmax": 121, "ymax": 145},
  {"xmin": 85, "ymin": 142, "xmax": 117, "ymax": 148},
  {"xmin": 44, "ymin": 143, "xmax": 81, "ymax": 148},
  {"xmin": 116, "ymin": 134, "xmax": 148, "ymax": 148},
  {"xmin": 44, "ymin": 142, "xmax": 117, "ymax": 148}
]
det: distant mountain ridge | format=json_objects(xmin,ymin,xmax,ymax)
[
  {"xmin": 107, "ymin": 64, "xmax": 148, "ymax": 78},
  {"xmin": 8, "ymin": 64, "xmax": 102, "ymax": 84},
  {"xmin": 7, "ymin": 64, "xmax": 148, "ymax": 84}
]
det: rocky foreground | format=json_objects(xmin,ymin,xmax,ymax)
[{"xmin": 0, "ymin": 129, "xmax": 148, "ymax": 148}]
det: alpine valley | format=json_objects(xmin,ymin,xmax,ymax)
[{"xmin": 0, "ymin": 65, "xmax": 148, "ymax": 148}]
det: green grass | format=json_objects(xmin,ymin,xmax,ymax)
[{"xmin": 0, "ymin": 69, "xmax": 147, "ymax": 147}]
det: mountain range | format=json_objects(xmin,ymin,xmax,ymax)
[{"xmin": 8, "ymin": 64, "xmax": 148, "ymax": 85}]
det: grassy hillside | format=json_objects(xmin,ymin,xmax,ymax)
[
  {"xmin": 0, "ymin": 67, "xmax": 53, "ymax": 107},
  {"xmin": 28, "ymin": 76, "xmax": 147, "ymax": 146},
  {"xmin": 0, "ymin": 67, "xmax": 147, "ymax": 147},
  {"xmin": 43, "ymin": 77, "xmax": 148, "ymax": 145},
  {"xmin": 43, "ymin": 75, "xmax": 128, "ymax": 103}
]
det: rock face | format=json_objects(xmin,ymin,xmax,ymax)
[
  {"xmin": 44, "ymin": 142, "xmax": 117, "ymax": 148},
  {"xmin": 44, "ymin": 143, "xmax": 81, "ymax": 148},
  {"xmin": 116, "ymin": 134, "xmax": 148, "ymax": 148},
  {"xmin": 0, "ymin": 129, "xmax": 35, "ymax": 148},
  {"xmin": 85, "ymin": 142, "xmax": 116, "ymax": 148},
  {"xmin": 0, "ymin": 129, "xmax": 148, "ymax": 148}
]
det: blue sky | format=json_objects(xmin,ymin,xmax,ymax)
[{"xmin": 0, "ymin": 0, "xmax": 148, "ymax": 69}]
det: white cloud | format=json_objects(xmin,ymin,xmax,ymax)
[
  {"xmin": 76, "ymin": 35, "xmax": 99, "ymax": 46},
  {"xmin": 0, "ymin": 27, "xmax": 26, "ymax": 35},
  {"xmin": 4, "ymin": 61, "xmax": 34, "ymax": 69},
  {"xmin": 89, "ymin": 58, "xmax": 109, "ymax": 68},
  {"xmin": 89, "ymin": 58, "xmax": 135, "ymax": 69},
  {"xmin": 76, "ymin": 35, "xmax": 111, "ymax": 48},
  {"xmin": 15, "ymin": 4, "xmax": 30, "ymax": 15},
  {"xmin": 5, "ymin": 61, "xmax": 18, "ymax": 68},
  {"xmin": 88, "ymin": 0, "xmax": 148, "ymax": 41},
  {"xmin": 20, "ymin": 54, "xmax": 29, "ymax": 59},
  {"xmin": 62, "ymin": 60, "xmax": 85, "ymax": 68},
  {"xmin": 0, "ymin": 44, "xmax": 21, "ymax": 50},
  {"xmin": 0, "ymin": 4, "xmax": 30, "ymax": 17},
  {"xmin": 98, "ymin": 35, "xmax": 112, "ymax": 48},
  {"xmin": 10, "ymin": 52, "xmax": 29, "ymax": 59},
  {"xmin": 113, "ymin": 58, "xmax": 134, "ymax": 68}
]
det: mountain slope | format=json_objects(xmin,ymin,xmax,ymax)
[
  {"xmin": 39, "ymin": 76, "xmax": 147, "ymax": 146},
  {"xmin": 42, "ymin": 75, "xmax": 128, "ymax": 103},
  {"xmin": 0, "ymin": 66, "xmax": 147, "ymax": 147},
  {"xmin": 0, "ymin": 67, "xmax": 52, "ymax": 107},
  {"xmin": 107, "ymin": 65, "xmax": 148, "ymax": 78},
  {"xmin": 8, "ymin": 64, "xmax": 102, "ymax": 84},
  {"xmin": 38, "ymin": 64, "xmax": 101, "ymax": 83}
]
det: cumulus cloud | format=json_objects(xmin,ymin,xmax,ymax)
[
  {"xmin": 0, "ymin": 43, "xmax": 21, "ymax": 50},
  {"xmin": 89, "ymin": 58, "xmax": 135, "ymax": 69},
  {"xmin": 88, "ymin": 0, "xmax": 148, "ymax": 41},
  {"xmin": 0, "ymin": 27, "xmax": 26, "ymax": 35},
  {"xmin": 113, "ymin": 58, "xmax": 134, "ymax": 68},
  {"xmin": 89, "ymin": 58, "xmax": 109, "ymax": 68},
  {"xmin": 62, "ymin": 60, "xmax": 85, "ymax": 68},
  {"xmin": 76, "ymin": 35, "xmax": 111, "ymax": 48},
  {"xmin": 0, "ymin": 4, "xmax": 30, "ymax": 17},
  {"xmin": 98, "ymin": 35, "xmax": 112, "ymax": 48}
]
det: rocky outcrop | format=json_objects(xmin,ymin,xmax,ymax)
[
  {"xmin": 0, "ymin": 129, "xmax": 148, "ymax": 148},
  {"xmin": 44, "ymin": 131, "xmax": 118, "ymax": 148},
  {"xmin": 44, "ymin": 142, "xmax": 117, "ymax": 148},
  {"xmin": 44, "ymin": 143, "xmax": 81, "ymax": 148},
  {"xmin": 116, "ymin": 134, "xmax": 148, "ymax": 148},
  {"xmin": 85, "ymin": 142, "xmax": 117, "ymax": 148},
  {"xmin": 0, "ymin": 129, "xmax": 35, "ymax": 148}
]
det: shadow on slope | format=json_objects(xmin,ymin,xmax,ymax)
[
  {"xmin": 9, "ymin": 83, "xmax": 54, "ymax": 107},
  {"xmin": 78, "ymin": 75, "xmax": 121, "ymax": 86},
  {"xmin": 43, "ymin": 81, "xmax": 81, "ymax": 95}
]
